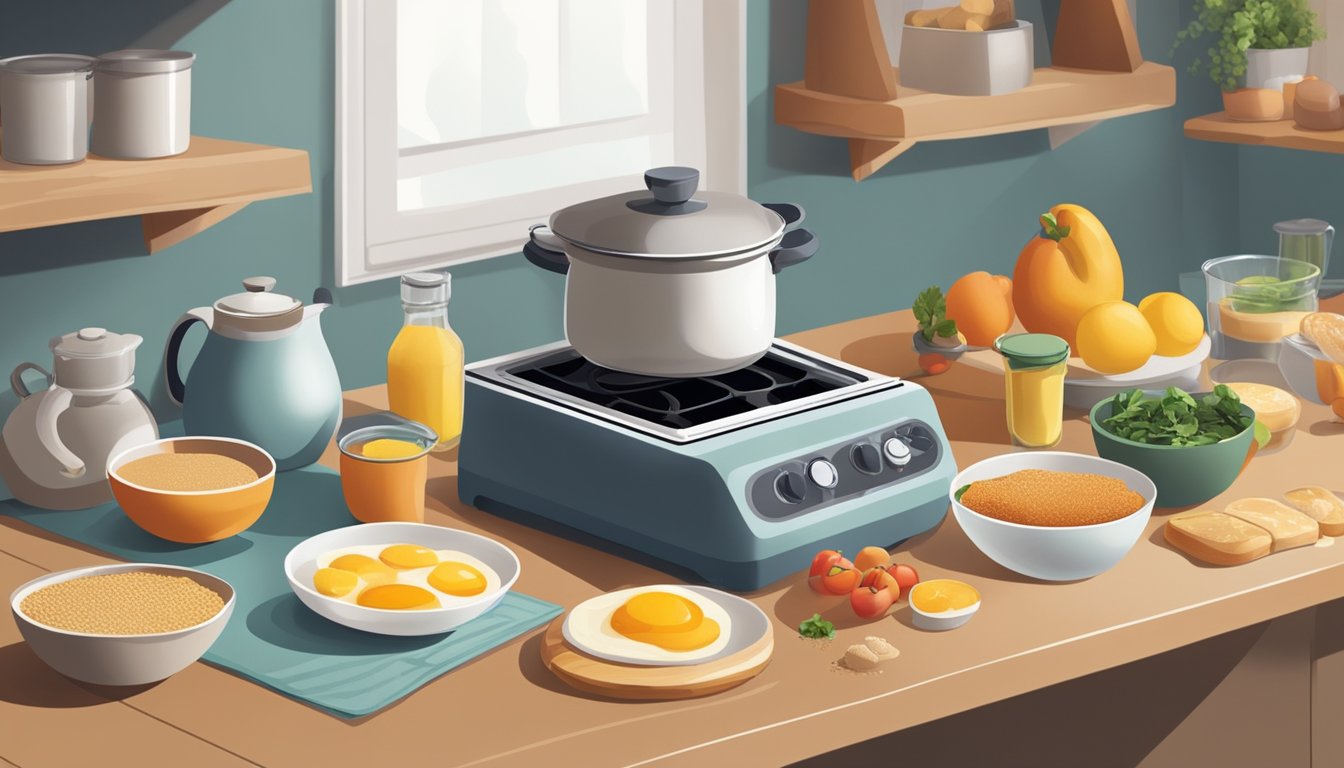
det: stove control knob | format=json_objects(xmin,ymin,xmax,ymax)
[
  {"xmin": 851, "ymin": 443, "xmax": 883, "ymax": 475},
  {"xmin": 806, "ymin": 459, "xmax": 839, "ymax": 489},
  {"xmin": 775, "ymin": 470, "xmax": 808, "ymax": 504},
  {"xmin": 883, "ymin": 438, "xmax": 912, "ymax": 467}
]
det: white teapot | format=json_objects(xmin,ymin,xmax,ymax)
[{"xmin": 0, "ymin": 328, "xmax": 158, "ymax": 509}]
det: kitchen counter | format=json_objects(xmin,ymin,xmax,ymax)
[{"xmin": 6, "ymin": 308, "xmax": 1344, "ymax": 767}]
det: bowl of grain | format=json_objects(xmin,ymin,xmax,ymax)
[
  {"xmin": 10, "ymin": 563, "xmax": 234, "ymax": 686},
  {"xmin": 108, "ymin": 436, "xmax": 275, "ymax": 543},
  {"xmin": 949, "ymin": 451, "xmax": 1157, "ymax": 581}
]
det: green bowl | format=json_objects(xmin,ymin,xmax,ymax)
[{"xmin": 1088, "ymin": 396, "xmax": 1256, "ymax": 508}]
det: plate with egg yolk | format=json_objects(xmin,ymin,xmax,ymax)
[
  {"xmin": 285, "ymin": 523, "xmax": 520, "ymax": 636},
  {"xmin": 562, "ymin": 585, "xmax": 769, "ymax": 667}
]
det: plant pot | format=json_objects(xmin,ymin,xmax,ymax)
[
  {"xmin": 1223, "ymin": 88, "xmax": 1284, "ymax": 122},
  {"xmin": 1245, "ymin": 47, "xmax": 1312, "ymax": 91}
]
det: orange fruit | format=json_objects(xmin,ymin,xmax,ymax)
[{"xmin": 946, "ymin": 271, "xmax": 1015, "ymax": 347}]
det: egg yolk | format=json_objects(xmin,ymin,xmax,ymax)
[
  {"xmin": 359, "ymin": 438, "xmax": 423, "ymax": 460},
  {"xmin": 379, "ymin": 544, "xmax": 439, "ymax": 570},
  {"xmin": 428, "ymin": 562, "xmax": 487, "ymax": 596},
  {"xmin": 356, "ymin": 584, "xmax": 441, "ymax": 610},
  {"xmin": 313, "ymin": 567, "xmax": 359, "ymax": 597},
  {"xmin": 912, "ymin": 579, "xmax": 980, "ymax": 614},
  {"xmin": 610, "ymin": 591, "xmax": 720, "ymax": 651},
  {"xmin": 328, "ymin": 554, "xmax": 396, "ymax": 585}
]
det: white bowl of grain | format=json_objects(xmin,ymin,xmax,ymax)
[{"xmin": 10, "ymin": 563, "xmax": 234, "ymax": 686}]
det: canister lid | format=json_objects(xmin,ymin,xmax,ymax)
[
  {"xmin": 96, "ymin": 49, "xmax": 195, "ymax": 74},
  {"xmin": 994, "ymin": 333, "xmax": 1070, "ymax": 369},
  {"xmin": 549, "ymin": 167, "xmax": 786, "ymax": 259},
  {"xmin": 215, "ymin": 276, "xmax": 302, "ymax": 318},
  {"xmin": 0, "ymin": 54, "xmax": 95, "ymax": 76},
  {"xmin": 50, "ymin": 327, "xmax": 143, "ymax": 359},
  {"xmin": 400, "ymin": 272, "xmax": 450, "ymax": 306},
  {"xmin": 1273, "ymin": 218, "xmax": 1332, "ymax": 235}
]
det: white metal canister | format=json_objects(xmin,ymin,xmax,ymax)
[
  {"xmin": 92, "ymin": 49, "xmax": 194, "ymax": 159},
  {"xmin": 0, "ymin": 54, "xmax": 95, "ymax": 165}
]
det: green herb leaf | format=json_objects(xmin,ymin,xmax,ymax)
[
  {"xmin": 955, "ymin": 484, "xmax": 972, "ymax": 502},
  {"xmin": 913, "ymin": 286, "xmax": 957, "ymax": 343},
  {"xmin": 1098, "ymin": 386, "xmax": 1250, "ymax": 447},
  {"xmin": 798, "ymin": 613, "xmax": 835, "ymax": 640}
]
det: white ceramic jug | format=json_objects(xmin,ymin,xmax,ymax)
[{"xmin": 0, "ymin": 328, "xmax": 158, "ymax": 509}]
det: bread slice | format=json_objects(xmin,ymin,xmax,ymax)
[
  {"xmin": 1301, "ymin": 312, "xmax": 1344, "ymax": 364},
  {"xmin": 1283, "ymin": 487, "xmax": 1344, "ymax": 537},
  {"xmin": 1165, "ymin": 510, "xmax": 1272, "ymax": 566},
  {"xmin": 1223, "ymin": 498, "xmax": 1320, "ymax": 552}
]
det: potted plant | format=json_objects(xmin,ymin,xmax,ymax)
[{"xmin": 1174, "ymin": 0, "xmax": 1324, "ymax": 121}]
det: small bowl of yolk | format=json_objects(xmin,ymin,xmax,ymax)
[{"xmin": 908, "ymin": 579, "xmax": 981, "ymax": 631}]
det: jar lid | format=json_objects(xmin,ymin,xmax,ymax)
[
  {"xmin": 338, "ymin": 422, "xmax": 438, "ymax": 463},
  {"xmin": 50, "ymin": 327, "xmax": 143, "ymax": 359},
  {"xmin": 0, "ymin": 54, "xmax": 95, "ymax": 76},
  {"xmin": 548, "ymin": 167, "xmax": 786, "ymax": 259},
  {"xmin": 401, "ymin": 272, "xmax": 450, "ymax": 306},
  {"xmin": 994, "ymin": 333, "xmax": 1070, "ymax": 369},
  {"xmin": 215, "ymin": 276, "xmax": 302, "ymax": 318},
  {"xmin": 96, "ymin": 49, "xmax": 195, "ymax": 74},
  {"xmin": 1274, "ymin": 218, "xmax": 1332, "ymax": 236}
]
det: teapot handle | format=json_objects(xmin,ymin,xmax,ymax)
[
  {"xmin": 10, "ymin": 362, "xmax": 51, "ymax": 399},
  {"xmin": 165, "ymin": 307, "xmax": 213, "ymax": 406},
  {"xmin": 34, "ymin": 385, "xmax": 85, "ymax": 478}
]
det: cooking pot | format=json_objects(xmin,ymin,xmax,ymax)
[{"xmin": 523, "ymin": 167, "xmax": 819, "ymax": 377}]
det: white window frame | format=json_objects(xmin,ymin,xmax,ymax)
[
  {"xmin": 1313, "ymin": 0, "xmax": 1344, "ymax": 85},
  {"xmin": 336, "ymin": 0, "xmax": 747, "ymax": 286}
]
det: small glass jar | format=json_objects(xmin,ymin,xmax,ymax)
[
  {"xmin": 338, "ymin": 421, "xmax": 437, "ymax": 523},
  {"xmin": 995, "ymin": 333, "xmax": 1070, "ymax": 449}
]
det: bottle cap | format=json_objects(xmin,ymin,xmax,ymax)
[{"xmin": 401, "ymin": 272, "xmax": 449, "ymax": 306}]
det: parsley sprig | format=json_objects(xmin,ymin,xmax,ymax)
[{"xmin": 913, "ymin": 286, "xmax": 958, "ymax": 343}]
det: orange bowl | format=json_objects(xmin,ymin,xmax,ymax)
[{"xmin": 107, "ymin": 437, "xmax": 276, "ymax": 543}]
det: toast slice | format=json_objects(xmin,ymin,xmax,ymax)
[
  {"xmin": 1223, "ymin": 498, "xmax": 1320, "ymax": 552},
  {"xmin": 1283, "ymin": 487, "xmax": 1344, "ymax": 537},
  {"xmin": 1301, "ymin": 312, "xmax": 1344, "ymax": 364},
  {"xmin": 1165, "ymin": 510, "xmax": 1272, "ymax": 566}
]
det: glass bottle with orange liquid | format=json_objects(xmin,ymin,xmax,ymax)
[{"xmin": 387, "ymin": 272, "xmax": 463, "ymax": 451}]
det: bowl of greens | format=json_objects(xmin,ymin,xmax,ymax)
[{"xmin": 1089, "ymin": 386, "xmax": 1259, "ymax": 508}]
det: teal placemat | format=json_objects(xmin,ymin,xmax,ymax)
[{"xmin": 1, "ymin": 465, "xmax": 561, "ymax": 718}]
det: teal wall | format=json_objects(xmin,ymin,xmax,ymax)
[
  {"xmin": 1238, "ymin": 149, "xmax": 1344, "ymax": 278},
  {"xmin": 1, "ymin": 1, "xmax": 1236, "ymax": 473}
]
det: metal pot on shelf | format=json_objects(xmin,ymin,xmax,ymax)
[{"xmin": 523, "ymin": 166, "xmax": 820, "ymax": 378}]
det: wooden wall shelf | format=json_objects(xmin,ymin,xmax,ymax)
[
  {"xmin": 1184, "ymin": 112, "xmax": 1344, "ymax": 155},
  {"xmin": 0, "ymin": 134, "xmax": 312, "ymax": 253},
  {"xmin": 774, "ymin": 0, "xmax": 1177, "ymax": 180}
]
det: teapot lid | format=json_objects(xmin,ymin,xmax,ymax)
[
  {"xmin": 215, "ymin": 276, "xmax": 303, "ymax": 318},
  {"xmin": 50, "ymin": 327, "xmax": 143, "ymax": 359}
]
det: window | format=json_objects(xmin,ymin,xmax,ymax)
[
  {"xmin": 1312, "ymin": 0, "xmax": 1344, "ymax": 85},
  {"xmin": 336, "ymin": 0, "xmax": 746, "ymax": 286}
]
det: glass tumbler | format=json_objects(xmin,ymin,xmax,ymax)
[
  {"xmin": 338, "ymin": 422, "xmax": 437, "ymax": 524},
  {"xmin": 1203, "ymin": 255, "xmax": 1320, "ymax": 361}
]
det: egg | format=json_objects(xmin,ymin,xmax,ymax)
[
  {"xmin": 564, "ymin": 585, "xmax": 732, "ymax": 664},
  {"xmin": 311, "ymin": 544, "xmax": 501, "ymax": 609}
]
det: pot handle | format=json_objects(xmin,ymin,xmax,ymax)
[
  {"xmin": 770, "ymin": 228, "xmax": 820, "ymax": 274},
  {"xmin": 10, "ymin": 362, "xmax": 51, "ymax": 399},
  {"xmin": 762, "ymin": 203, "xmax": 805, "ymax": 231},
  {"xmin": 165, "ymin": 307, "xmax": 213, "ymax": 406},
  {"xmin": 34, "ymin": 385, "xmax": 85, "ymax": 478},
  {"xmin": 524, "ymin": 225, "xmax": 570, "ymax": 275}
]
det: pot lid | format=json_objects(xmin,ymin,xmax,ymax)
[
  {"xmin": 215, "ymin": 276, "xmax": 303, "ymax": 318},
  {"xmin": 994, "ymin": 333, "xmax": 1070, "ymax": 369},
  {"xmin": 0, "ymin": 54, "xmax": 95, "ymax": 76},
  {"xmin": 548, "ymin": 167, "xmax": 786, "ymax": 258},
  {"xmin": 95, "ymin": 49, "xmax": 195, "ymax": 74},
  {"xmin": 50, "ymin": 327, "xmax": 143, "ymax": 359}
]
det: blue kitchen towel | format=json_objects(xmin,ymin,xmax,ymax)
[{"xmin": 1, "ymin": 464, "xmax": 562, "ymax": 718}]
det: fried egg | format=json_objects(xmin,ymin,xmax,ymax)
[
  {"xmin": 564, "ymin": 585, "xmax": 732, "ymax": 664},
  {"xmin": 311, "ymin": 544, "xmax": 500, "ymax": 609}
]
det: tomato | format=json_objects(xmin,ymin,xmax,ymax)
[
  {"xmin": 808, "ymin": 549, "xmax": 842, "ymax": 579},
  {"xmin": 854, "ymin": 546, "xmax": 890, "ymax": 572},
  {"xmin": 886, "ymin": 563, "xmax": 920, "ymax": 598},
  {"xmin": 821, "ymin": 563, "xmax": 861, "ymax": 595},
  {"xmin": 850, "ymin": 568, "xmax": 897, "ymax": 619},
  {"xmin": 807, "ymin": 550, "xmax": 853, "ymax": 594}
]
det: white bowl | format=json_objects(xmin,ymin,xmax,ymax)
[
  {"xmin": 908, "ymin": 581, "xmax": 981, "ymax": 631},
  {"xmin": 284, "ymin": 522, "xmax": 520, "ymax": 636},
  {"xmin": 1278, "ymin": 333, "xmax": 1331, "ymax": 405},
  {"xmin": 950, "ymin": 451, "xmax": 1156, "ymax": 581},
  {"xmin": 11, "ymin": 563, "xmax": 234, "ymax": 686}
]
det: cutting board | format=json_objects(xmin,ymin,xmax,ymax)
[
  {"xmin": 957, "ymin": 322, "xmax": 1211, "ymax": 384},
  {"xmin": 539, "ymin": 617, "xmax": 773, "ymax": 700}
]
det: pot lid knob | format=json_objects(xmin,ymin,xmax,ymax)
[
  {"xmin": 645, "ymin": 167, "xmax": 699, "ymax": 205},
  {"xmin": 243, "ymin": 276, "xmax": 278, "ymax": 293},
  {"xmin": 77, "ymin": 327, "xmax": 106, "ymax": 341}
]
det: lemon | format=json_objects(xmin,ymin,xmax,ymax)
[
  {"xmin": 1076, "ymin": 301, "xmax": 1156, "ymax": 374},
  {"xmin": 1138, "ymin": 292, "xmax": 1204, "ymax": 357}
]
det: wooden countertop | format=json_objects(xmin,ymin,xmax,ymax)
[{"xmin": 7, "ymin": 309, "xmax": 1344, "ymax": 768}]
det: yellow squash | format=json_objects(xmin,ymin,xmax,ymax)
[{"xmin": 1012, "ymin": 204, "xmax": 1124, "ymax": 348}]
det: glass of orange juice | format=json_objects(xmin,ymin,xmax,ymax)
[
  {"xmin": 338, "ymin": 422, "xmax": 437, "ymax": 523},
  {"xmin": 994, "ymin": 333, "xmax": 1069, "ymax": 449}
]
